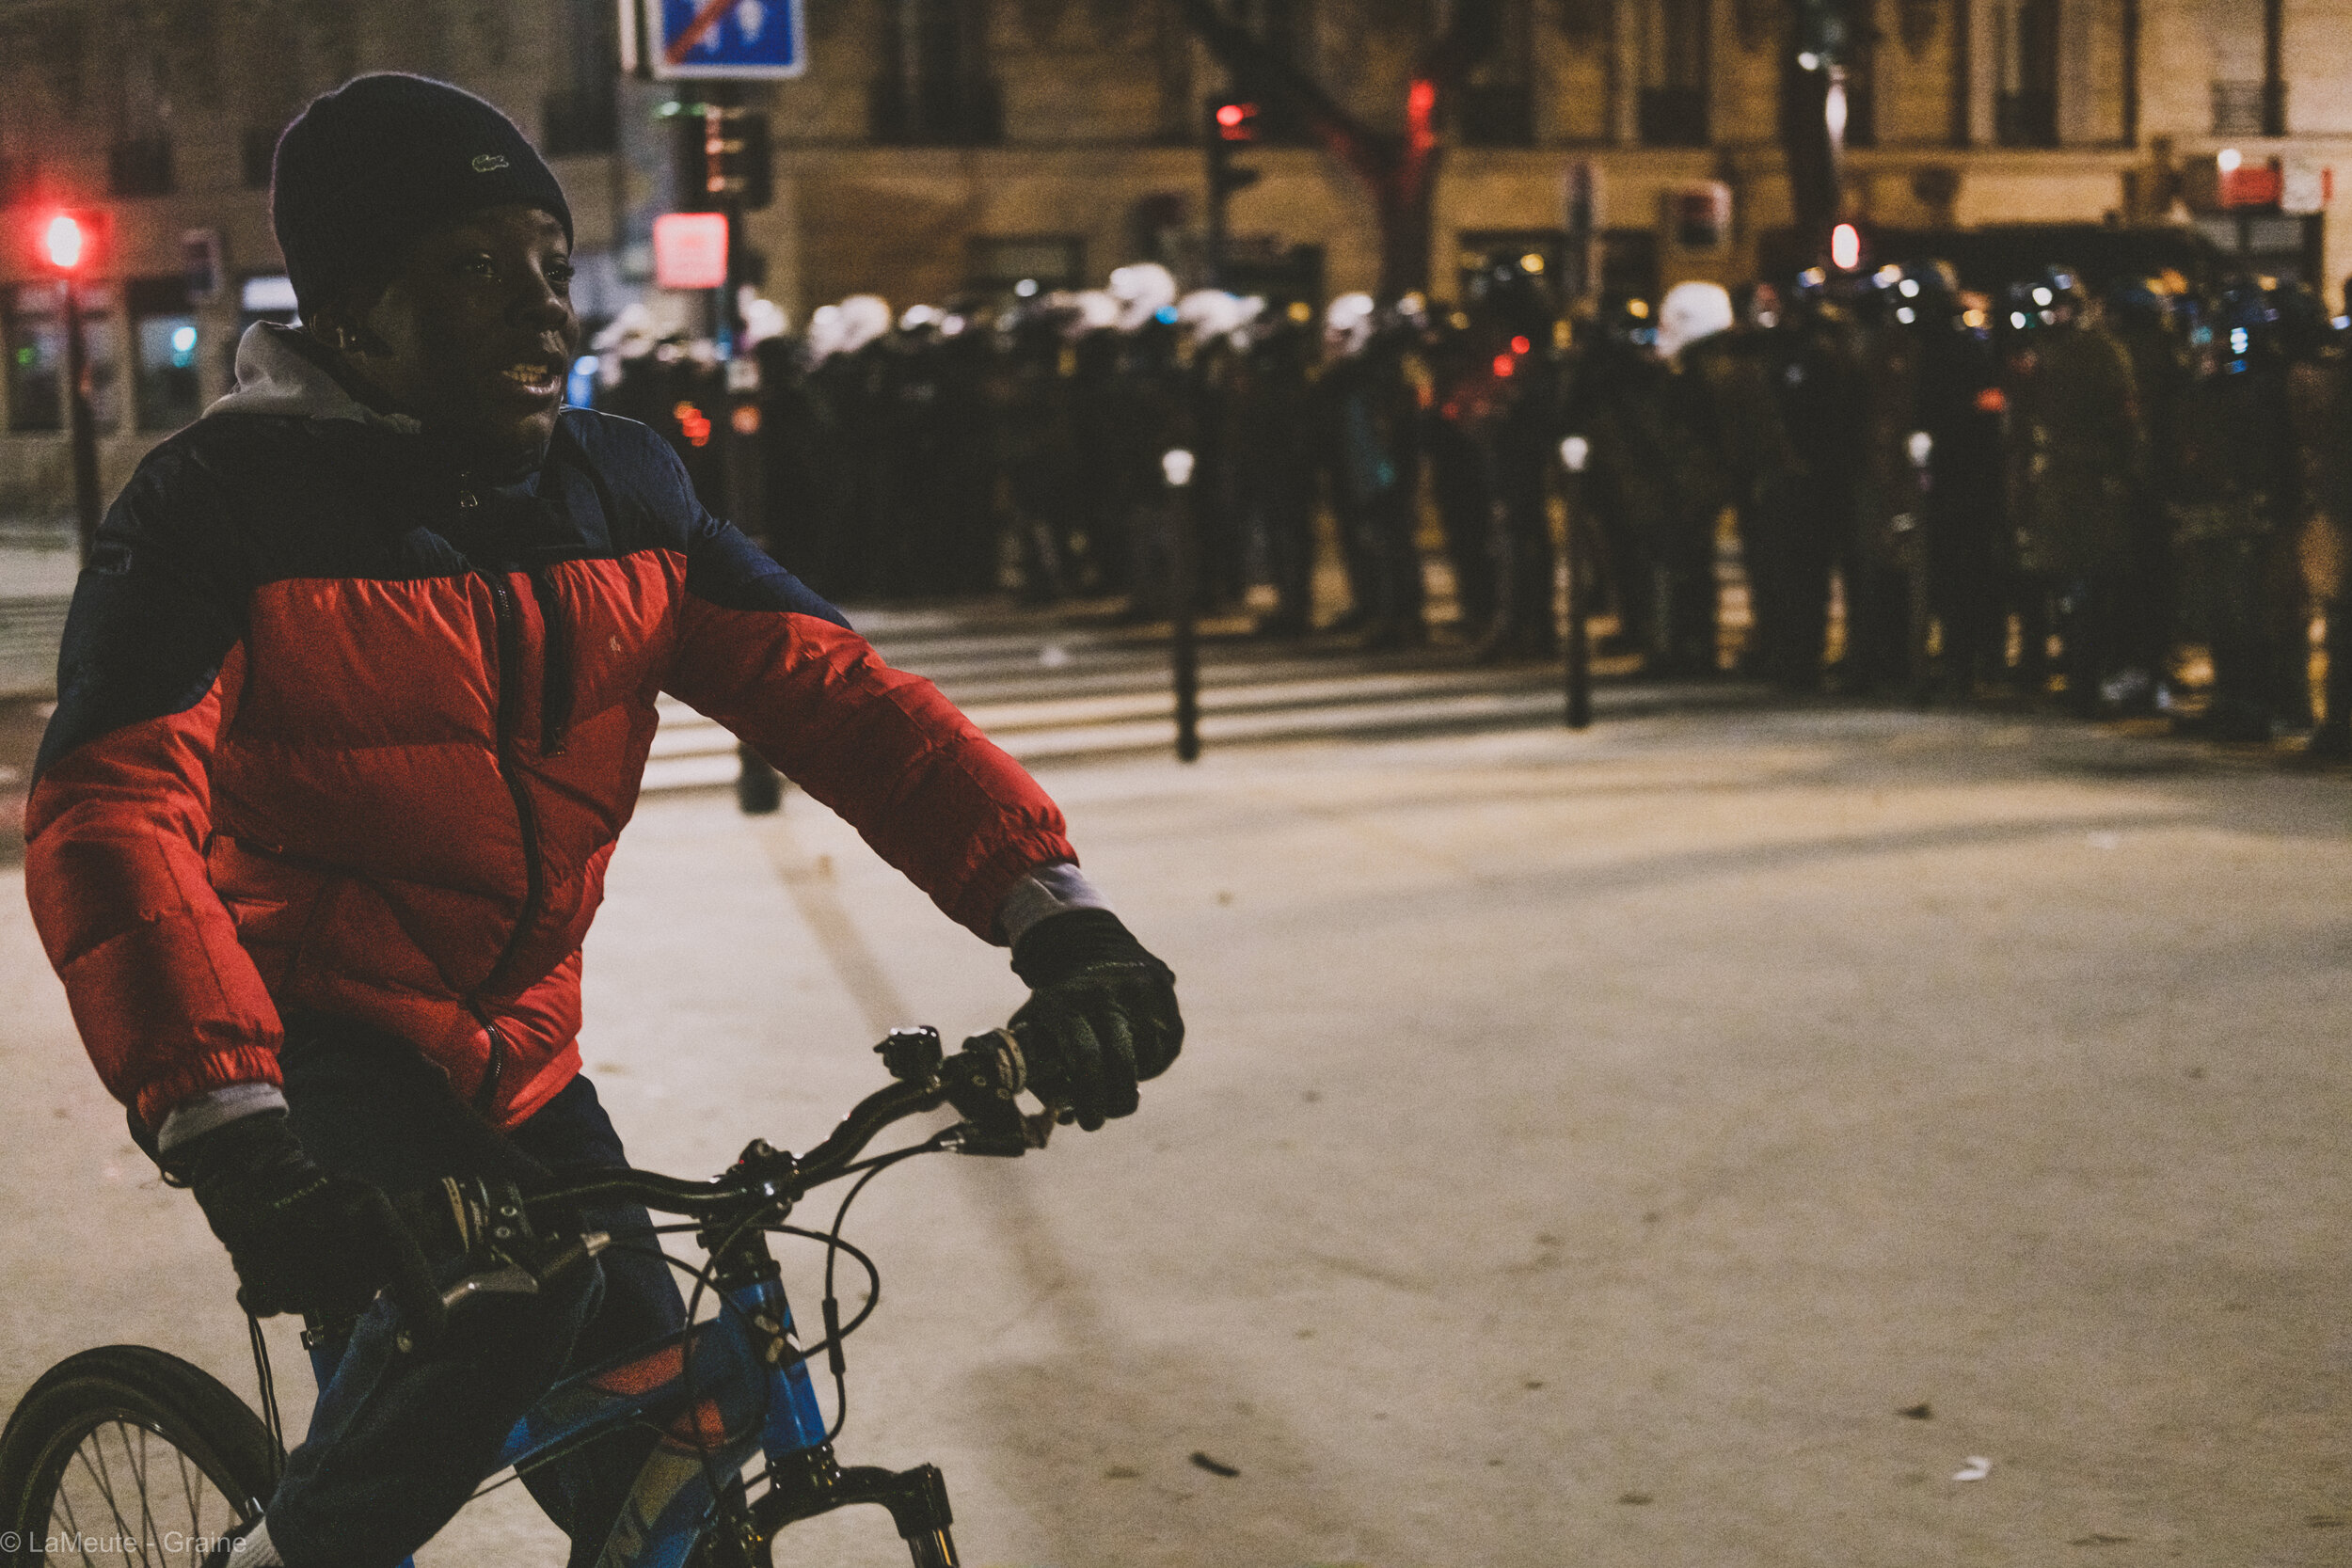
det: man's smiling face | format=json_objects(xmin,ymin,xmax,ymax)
[{"xmin": 329, "ymin": 203, "xmax": 580, "ymax": 459}]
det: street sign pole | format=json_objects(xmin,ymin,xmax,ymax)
[{"xmin": 61, "ymin": 280, "xmax": 100, "ymax": 562}]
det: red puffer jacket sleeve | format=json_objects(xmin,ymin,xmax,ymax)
[
  {"xmin": 24, "ymin": 448, "xmax": 283, "ymax": 1130},
  {"xmin": 661, "ymin": 496, "xmax": 1074, "ymax": 942}
]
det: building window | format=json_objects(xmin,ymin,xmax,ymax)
[
  {"xmin": 1994, "ymin": 0, "xmax": 2058, "ymax": 148},
  {"xmin": 2194, "ymin": 212, "xmax": 2320, "ymax": 288},
  {"xmin": 547, "ymin": 0, "xmax": 621, "ymax": 154},
  {"xmin": 1598, "ymin": 229, "xmax": 1661, "ymax": 306},
  {"xmin": 4, "ymin": 285, "xmax": 65, "ymax": 434},
  {"xmin": 3, "ymin": 282, "xmax": 122, "ymax": 435},
  {"xmin": 128, "ymin": 277, "xmax": 201, "ymax": 433},
  {"xmin": 108, "ymin": 135, "xmax": 174, "ymax": 198},
  {"xmin": 1840, "ymin": 11, "xmax": 1878, "ymax": 150},
  {"xmin": 872, "ymin": 0, "xmax": 1002, "ymax": 146},
  {"xmin": 1457, "ymin": 230, "xmax": 1567, "ymax": 302},
  {"xmin": 2208, "ymin": 0, "xmax": 2284, "ymax": 136},
  {"xmin": 966, "ymin": 235, "xmax": 1084, "ymax": 298},
  {"xmin": 1457, "ymin": 0, "xmax": 1534, "ymax": 148},
  {"xmin": 1637, "ymin": 0, "xmax": 1710, "ymax": 148}
]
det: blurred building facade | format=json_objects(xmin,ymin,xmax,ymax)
[{"xmin": 3, "ymin": 0, "xmax": 2352, "ymax": 509}]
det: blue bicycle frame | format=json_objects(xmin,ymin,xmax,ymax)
[{"xmin": 306, "ymin": 1262, "xmax": 956, "ymax": 1568}]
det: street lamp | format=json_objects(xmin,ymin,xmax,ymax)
[{"xmin": 33, "ymin": 209, "xmax": 107, "ymax": 561}]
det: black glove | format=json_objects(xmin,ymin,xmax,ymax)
[
  {"xmin": 168, "ymin": 1112, "xmax": 437, "ymax": 1326},
  {"xmin": 1009, "ymin": 909, "xmax": 1183, "ymax": 1132}
]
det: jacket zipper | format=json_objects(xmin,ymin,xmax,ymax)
[
  {"xmin": 529, "ymin": 566, "xmax": 575, "ymax": 756},
  {"xmin": 467, "ymin": 565, "xmax": 547, "ymax": 1117}
]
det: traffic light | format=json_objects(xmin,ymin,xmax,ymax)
[
  {"xmin": 30, "ymin": 209, "xmax": 108, "ymax": 276},
  {"xmin": 1206, "ymin": 97, "xmax": 1262, "ymax": 200},
  {"xmin": 705, "ymin": 105, "xmax": 771, "ymax": 212},
  {"xmin": 663, "ymin": 103, "xmax": 772, "ymax": 213},
  {"xmin": 1830, "ymin": 222, "xmax": 1863, "ymax": 271}
]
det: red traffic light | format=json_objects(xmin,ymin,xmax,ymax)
[
  {"xmin": 33, "ymin": 210, "xmax": 107, "ymax": 275},
  {"xmin": 42, "ymin": 214, "xmax": 85, "ymax": 270},
  {"xmin": 1830, "ymin": 223, "xmax": 1863, "ymax": 271},
  {"xmin": 1215, "ymin": 101, "xmax": 1260, "ymax": 141}
]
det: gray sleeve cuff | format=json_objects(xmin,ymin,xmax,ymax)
[
  {"xmin": 155, "ymin": 1082, "xmax": 289, "ymax": 1154},
  {"xmin": 995, "ymin": 862, "xmax": 1113, "ymax": 947}
]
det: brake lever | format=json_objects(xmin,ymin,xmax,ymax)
[
  {"xmin": 438, "ymin": 1231, "xmax": 612, "ymax": 1312},
  {"xmin": 932, "ymin": 1030, "xmax": 1067, "ymax": 1157}
]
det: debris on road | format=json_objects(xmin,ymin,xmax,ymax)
[
  {"xmin": 1953, "ymin": 1456, "xmax": 1993, "ymax": 1481},
  {"xmin": 1899, "ymin": 1402, "xmax": 1933, "ymax": 1419},
  {"xmin": 1188, "ymin": 1451, "xmax": 1239, "ymax": 1478},
  {"xmin": 1616, "ymin": 1492, "xmax": 1654, "ymax": 1506}
]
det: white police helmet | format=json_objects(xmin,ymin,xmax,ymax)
[
  {"xmin": 1177, "ymin": 289, "xmax": 1253, "ymax": 346},
  {"xmin": 834, "ymin": 293, "xmax": 894, "ymax": 355},
  {"xmin": 1325, "ymin": 291, "xmax": 1377, "ymax": 356},
  {"xmin": 1108, "ymin": 262, "xmax": 1180, "ymax": 331},
  {"xmin": 1654, "ymin": 280, "xmax": 1736, "ymax": 360}
]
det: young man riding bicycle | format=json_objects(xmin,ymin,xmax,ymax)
[{"xmin": 22, "ymin": 73, "xmax": 1182, "ymax": 1568}]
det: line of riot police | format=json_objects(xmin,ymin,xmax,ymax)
[
  {"xmin": 1596, "ymin": 257, "xmax": 2351, "ymax": 749},
  {"xmin": 585, "ymin": 249, "xmax": 2352, "ymax": 752}
]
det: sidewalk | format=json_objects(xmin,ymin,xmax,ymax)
[{"xmin": 0, "ymin": 538, "xmax": 77, "ymax": 702}]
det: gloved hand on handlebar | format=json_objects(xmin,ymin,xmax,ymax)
[
  {"xmin": 167, "ymin": 1111, "xmax": 438, "ymax": 1325},
  {"xmin": 1009, "ymin": 909, "xmax": 1183, "ymax": 1131}
]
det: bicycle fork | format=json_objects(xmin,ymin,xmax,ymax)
[{"xmin": 720, "ymin": 1229, "xmax": 961, "ymax": 1568}]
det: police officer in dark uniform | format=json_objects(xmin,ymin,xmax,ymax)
[
  {"xmin": 1913, "ymin": 266, "xmax": 2010, "ymax": 700},
  {"xmin": 2098, "ymin": 274, "xmax": 2191, "ymax": 709},
  {"xmin": 2169, "ymin": 277, "xmax": 2291, "ymax": 739},
  {"xmin": 1765, "ymin": 274, "xmax": 1865, "ymax": 690},
  {"xmin": 1234, "ymin": 306, "xmax": 1323, "ymax": 637}
]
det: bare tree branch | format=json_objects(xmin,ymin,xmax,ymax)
[
  {"xmin": 1170, "ymin": 0, "xmax": 1394, "ymax": 187},
  {"xmin": 1172, "ymin": 0, "xmax": 1509, "ymax": 296}
]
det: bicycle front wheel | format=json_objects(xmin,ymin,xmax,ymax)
[{"xmin": 0, "ymin": 1346, "xmax": 280, "ymax": 1568}]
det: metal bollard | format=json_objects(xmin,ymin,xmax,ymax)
[
  {"xmin": 1558, "ymin": 435, "xmax": 1593, "ymax": 730},
  {"xmin": 1163, "ymin": 448, "xmax": 1201, "ymax": 763},
  {"xmin": 736, "ymin": 742, "xmax": 783, "ymax": 815},
  {"xmin": 1903, "ymin": 429, "xmax": 1934, "ymax": 706}
]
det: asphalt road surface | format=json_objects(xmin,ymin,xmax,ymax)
[{"xmin": 2, "ymin": 701, "xmax": 2346, "ymax": 1567}]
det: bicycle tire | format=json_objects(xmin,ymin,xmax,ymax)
[{"xmin": 0, "ymin": 1346, "xmax": 281, "ymax": 1568}]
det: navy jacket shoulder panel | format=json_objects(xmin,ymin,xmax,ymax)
[
  {"xmin": 34, "ymin": 430, "xmax": 252, "ymax": 784},
  {"xmin": 553, "ymin": 408, "xmax": 849, "ymax": 627},
  {"xmin": 167, "ymin": 413, "xmax": 473, "ymax": 584},
  {"xmin": 549, "ymin": 409, "xmax": 701, "ymax": 553}
]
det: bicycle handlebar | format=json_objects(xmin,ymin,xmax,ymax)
[
  {"xmin": 523, "ymin": 1028, "xmax": 1046, "ymax": 1225},
  {"xmin": 405, "ymin": 1029, "xmax": 1051, "ymax": 1341}
]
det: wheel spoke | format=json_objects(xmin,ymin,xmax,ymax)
[
  {"xmin": 133, "ymin": 1426, "xmax": 161, "ymax": 1566},
  {"xmin": 173, "ymin": 1447, "xmax": 205, "ymax": 1557},
  {"xmin": 108, "ymin": 1426, "xmax": 154, "ymax": 1568},
  {"xmin": 54, "ymin": 1478, "xmax": 99, "ymax": 1568},
  {"xmin": 76, "ymin": 1432, "xmax": 140, "ymax": 1559}
]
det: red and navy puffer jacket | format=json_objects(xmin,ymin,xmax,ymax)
[{"xmin": 25, "ymin": 336, "xmax": 1073, "ymax": 1132}]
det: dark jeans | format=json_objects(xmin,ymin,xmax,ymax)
[{"xmin": 268, "ymin": 1016, "xmax": 686, "ymax": 1568}]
